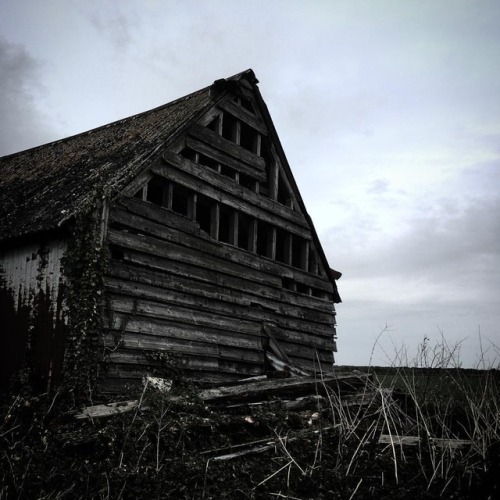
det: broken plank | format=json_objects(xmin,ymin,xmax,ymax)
[
  {"xmin": 203, "ymin": 425, "xmax": 338, "ymax": 462},
  {"xmin": 74, "ymin": 400, "xmax": 138, "ymax": 420},
  {"xmin": 197, "ymin": 373, "xmax": 371, "ymax": 404},
  {"xmin": 378, "ymin": 435, "xmax": 473, "ymax": 449},
  {"xmin": 226, "ymin": 394, "xmax": 325, "ymax": 412}
]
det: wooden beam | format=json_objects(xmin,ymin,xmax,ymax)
[
  {"xmin": 185, "ymin": 136, "xmax": 266, "ymax": 181},
  {"xmin": 196, "ymin": 107, "xmax": 223, "ymax": 129},
  {"xmin": 190, "ymin": 124, "xmax": 266, "ymax": 171},
  {"xmin": 217, "ymin": 98, "xmax": 267, "ymax": 134},
  {"xmin": 378, "ymin": 435, "xmax": 473, "ymax": 449},
  {"xmin": 154, "ymin": 155, "xmax": 310, "ymax": 238},
  {"xmin": 197, "ymin": 373, "xmax": 371, "ymax": 404},
  {"xmin": 105, "ymin": 276, "xmax": 335, "ymax": 336},
  {"xmin": 112, "ymin": 201, "xmax": 334, "ymax": 294},
  {"xmin": 106, "ymin": 258, "xmax": 335, "ymax": 325},
  {"xmin": 75, "ymin": 400, "xmax": 138, "ymax": 420}
]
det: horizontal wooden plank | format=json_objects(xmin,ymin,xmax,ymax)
[
  {"xmin": 107, "ymin": 247, "xmax": 334, "ymax": 316},
  {"xmin": 108, "ymin": 296, "xmax": 335, "ymax": 351},
  {"xmin": 189, "ymin": 124, "xmax": 266, "ymax": 171},
  {"xmin": 97, "ymin": 371, "xmax": 245, "ymax": 393},
  {"xmin": 197, "ymin": 373, "xmax": 370, "ymax": 403},
  {"xmin": 109, "ymin": 294, "xmax": 335, "ymax": 356},
  {"xmin": 107, "ymin": 339, "xmax": 221, "ymax": 358},
  {"xmin": 105, "ymin": 313, "xmax": 335, "ymax": 360},
  {"xmin": 109, "ymin": 295, "xmax": 260, "ymax": 336},
  {"xmin": 154, "ymin": 157, "xmax": 310, "ymax": 238},
  {"xmin": 116, "ymin": 196, "xmax": 202, "ymax": 235},
  {"xmin": 378, "ymin": 435, "xmax": 473, "ymax": 449},
  {"xmin": 102, "ymin": 357, "xmax": 264, "ymax": 378},
  {"xmin": 75, "ymin": 401, "xmax": 139, "ymax": 420},
  {"xmin": 103, "ymin": 346, "xmax": 330, "ymax": 378},
  {"xmin": 106, "ymin": 260, "xmax": 334, "ymax": 325},
  {"xmin": 105, "ymin": 332, "xmax": 332, "ymax": 369},
  {"xmin": 108, "ymin": 312, "xmax": 333, "ymax": 364},
  {"xmin": 107, "ymin": 228, "xmax": 281, "ymax": 290},
  {"xmin": 110, "ymin": 202, "xmax": 334, "ymax": 293},
  {"xmin": 104, "ymin": 312, "xmax": 333, "ymax": 358},
  {"xmin": 217, "ymin": 98, "xmax": 267, "ymax": 135},
  {"xmin": 160, "ymin": 150, "xmax": 308, "ymax": 229},
  {"xmin": 105, "ymin": 276, "xmax": 334, "ymax": 338},
  {"xmin": 104, "ymin": 321, "xmax": 261, "ymax": 350},
  {"xmin": 185, "ymin": 137, "xmax": 266, "ymax": 182},
  {"xmin": 108, "ymin": 250, "xmax": 281, "ymax": 308},
  {"xmin": 106, "ymin": 345, "xmax": 265, "ymax": 366}
]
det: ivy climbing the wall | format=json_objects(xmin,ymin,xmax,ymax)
[{"xmin": 61, "ymin": 192, "xmax": 108, "ymax": 404}]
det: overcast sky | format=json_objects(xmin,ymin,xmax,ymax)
[{"xmin": 1, "ymin": 0, "xmax": 499, "ymax": 368}]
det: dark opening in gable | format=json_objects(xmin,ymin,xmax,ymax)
[
  {"xmin": 257, "ymin": 220, "xmax": 272, "ymax": 258},
  {"xmin": 239, "ymin": 173, "xmax": 257, "ymax": 191},
  {"xmin": 238, "ymin": 211, "xmax": 252, "ymax": 251},
  {"xmin": 240, "ymin": 96, "xmax": 255, "ymax": 114},
  {"xmin": 196, "ymin": 193, "xmax": 213, "ymax": 235},
  {"xmin": 207, "ymin": 116, "xmax": 220, "ymax": 133},
  {"xmin": 218, "ymin": 204, "xmax": 233, "ymax": 244},
  {"xmin": 146, "ymin": 176, "xmax": 166, "ymax": 206},
  {"xmin": 277, "ymin": 172, "xmax": 292, "ymax": 206},
  {"xmin": 292, "ymin": 235, "xmax": 306, "ymax": 270},
  {"xmin": 275, "ymin": 227, "xmax": 288, "ymax": 264},
  {"xmin": 240, "ymin": 121, "xmax": 258, "ymax": 154},
  {"xmin": 172, "ymin": 184, "xmax": 190, "ymax": 216},
  {"xmin": 222, "ymin": 113, "xmax": 238, "ymax": 142}
]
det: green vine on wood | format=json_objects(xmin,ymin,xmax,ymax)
[{"xmin": 61, "ymin": 193, "xmax": 108, "ymax": 403}]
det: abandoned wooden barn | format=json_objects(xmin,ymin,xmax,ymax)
[{"xmin": 0, "ymin": 69, "xmax": 341, "ymax": 394}]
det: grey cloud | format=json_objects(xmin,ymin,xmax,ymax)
[
  {"xmin": 89, "ymin": 8, "xmax": 137, "ymax": 52},
  {"xmin": 451, "ymin": 159, "xmax": 500, "ymax": 198},
  {"xmin": 367, "ymin": 179, "xmax": 390, "ymax": 195},
  {"xmin": 0, "ymin": 38, "xmax": 54, "ymax": 156},
  {"xmin": 326, "ymin": 195, "xmax": 500, "ymax": 284}
]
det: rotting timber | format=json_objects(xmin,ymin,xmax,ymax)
[{"xmin": 0, "ymin": 69, "xmax": 341, "ymax": 396}]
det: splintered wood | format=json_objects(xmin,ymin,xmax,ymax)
[
  {"xmin": 378, "ymin": 435, "xmax": 473, "ymax": 449},
  {"xmin": 196, "ymin": 372, "xmax": 369, "ymax": 404},
  {"xmin": 73, "ymin": 371, "xmax": 476, "ymax": 464}
]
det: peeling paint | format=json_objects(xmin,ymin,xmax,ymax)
[{"xmin": 0, "ymin": 239, "xmax": 68, "ymax": 394}]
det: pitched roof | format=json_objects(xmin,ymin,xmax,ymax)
[{"xmin": 0, "ymin": 70, "xmax": 258, "ymax": 243}]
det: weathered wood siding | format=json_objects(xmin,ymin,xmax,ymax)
[
  {"xmin": 0, "ymin": 239, "xmax": 67, "ymax": 393},
  {"xmin": 100, "ymin": 94, "xmax": 338, "ymax": 388},
  {"xmin": 103, "ymin": 192, "xmax": 336, "ymax": 384}
]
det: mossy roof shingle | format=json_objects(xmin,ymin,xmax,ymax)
[{"xmin": 0, "ymin": 81, "xmax": 217, "ymax": 242}]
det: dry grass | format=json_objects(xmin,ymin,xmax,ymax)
[{"xmin": 1, "ymin": 335, "xmax": 499, "ymax": 499}]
